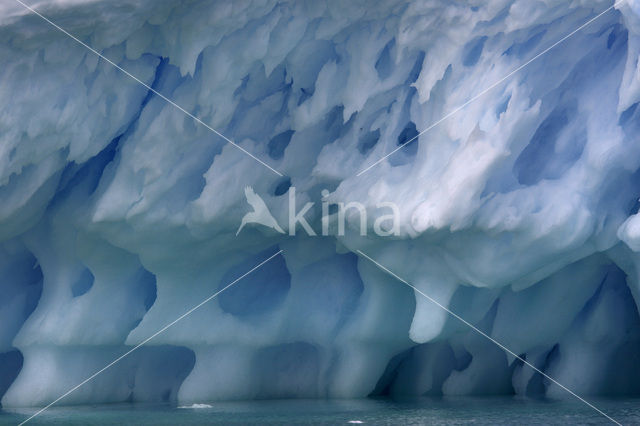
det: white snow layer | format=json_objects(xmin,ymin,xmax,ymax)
[{"xmin": 1, "ymin": 0, "xmax": 640, "ymax": 407}]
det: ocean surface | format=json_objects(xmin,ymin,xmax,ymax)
[{"xmin": 1, "ymin": 397, "xmax": 638, "ymax": 425}]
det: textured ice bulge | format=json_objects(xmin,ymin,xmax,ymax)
[{"xmin": 1, "ymin": 0, "xmax": 640, "ymax": 407}]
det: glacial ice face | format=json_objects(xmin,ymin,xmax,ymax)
[{"xmin": 1, "ymin": 0, "xmax": 640, "ymax": 407}]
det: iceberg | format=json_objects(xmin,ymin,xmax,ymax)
[{"xmin": 1, "ymin": 0, "xmax": 640, "ymax": 409}]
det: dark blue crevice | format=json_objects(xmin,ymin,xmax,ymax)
[
  {"xmin": 0, "ymin": 251, "xmax": 43, "ymax": 342},
  {"xmin": 71, "ymin": 268, "xmax": 95, "ymax": 297},
  {"xmin": 298, "ymin": 87, "xmax": 312, "ymax": 105},
  {"xmin": 268, "ymin": 130, "xmax": 294, "ymax": 160},
  {"xmin": 369, "ymin": 347, "xmax": 413, "ymax": 396},
  {"xmin": 54, "ymin": 136, "xmax": 118, "ymax": 202},
  {"xmin": 463, "ymin": 36, "xmax": 488, "ymax": 67},
  {"xmin": 140, "ymin": 56, "xmax": 169, "ymax": 109},
  {"xmin": 405, "ymin": 51, "xmax": 425, "ymax": 85},
  {"xmin": 606, "ymin": 24, "xmax": 625, "ymax": 50},
  {"xmin": 218, "ymin": 246, "xmax": 290, "ymax": 319},
  {"xmin": 504, "ymin": 29, "xmax": 546, "ymax": 58},
  {"xmin": 0, "ymin": 349, "xmax": 23, "ymax": 407},
  {"xmin": 274, "ymin": 177, "xmax": 292, "ymax": 196},
  {"xmin": 358, "ymin": 129, "xmax": 380, "ymax": 155},
  {"xmin": 0, "ymin": 248, "xmax": 43, "ymax": 405},
  {"xmin": 396, "ymin": 122, "xmax": 419, "ymax": 157},
  {"xmin": 619, "ymin": 102, "xmax": 638, "ymax": 126},
  {"xmin": 375, "ymin": 38, "xmax": 395, "ymax": 80},
  {"xmin": 525, "ymin": 344, "xmax": 560, "ymax": 396},
  {"xmin": 608, "ymin": 31, "xmax": 617, "ymax": 49},
  {"xmin": 514, "ymin": 105, "xmax": 584, "ymax": 185},
  {"xmin": 126, "ymin": 266, "xmax": 157, "ymax": 332},
  {"xmin": 52, "ymin": 55, "xmax": 167, "ymax": 204},
  {"xmin": 138, "ymin": 268, "xmax": 157, "ymax": 312}
]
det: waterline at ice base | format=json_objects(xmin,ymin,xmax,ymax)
[{"xmin": 1, "ymin": 0, "xmax": 640, "ymax": 416}]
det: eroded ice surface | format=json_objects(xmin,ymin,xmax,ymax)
[{"xmin": 1, "ymin": 0, "xmax": 640, "ymax": 407}]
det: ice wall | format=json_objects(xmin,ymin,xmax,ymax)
[{"xmin": 1, "ymin": 0, "xmax": 640, "ymax": 406}]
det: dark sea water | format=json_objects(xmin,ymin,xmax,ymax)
[{"xmin": 1, "ymin": 397, "xmax": 638, "ymax": 425}]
